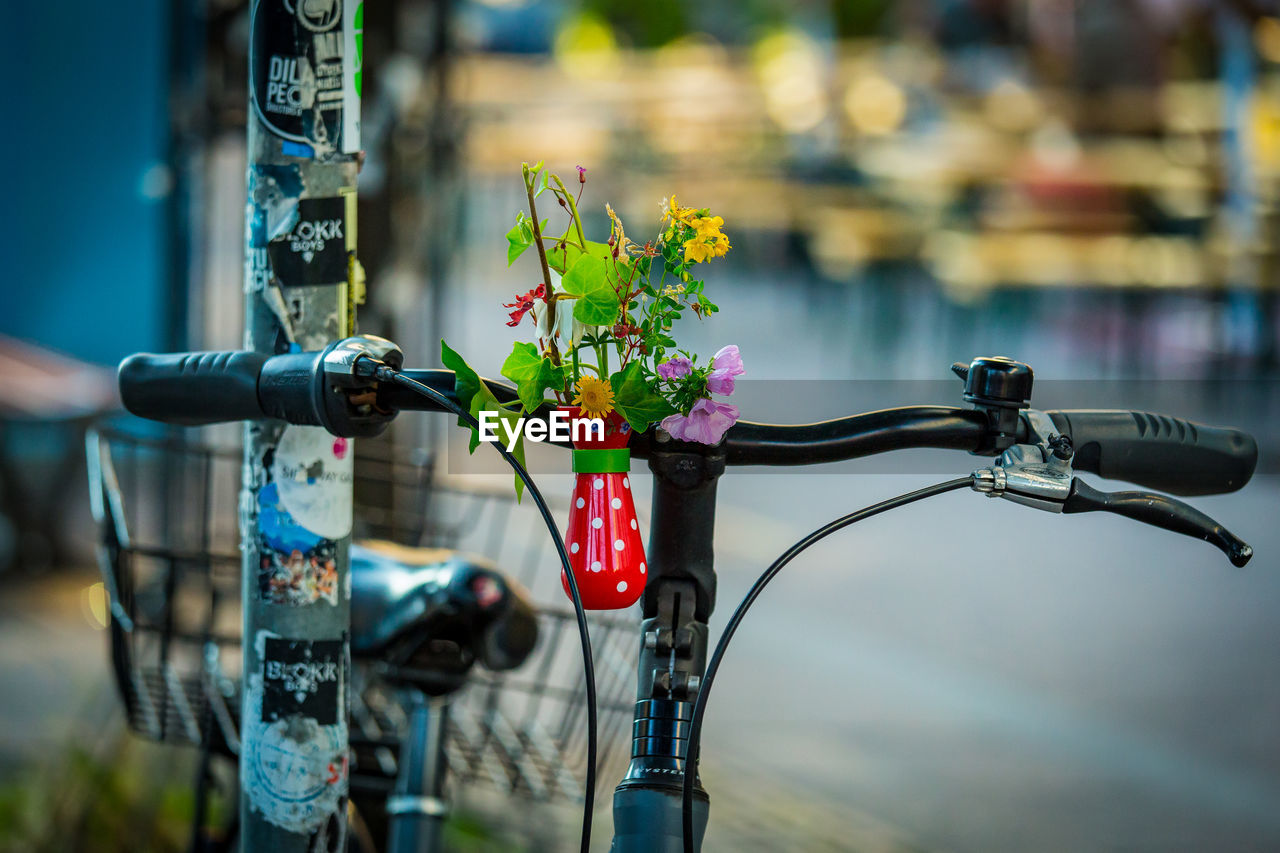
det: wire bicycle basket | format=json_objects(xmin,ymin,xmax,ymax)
[{"xmin": 85, "ymin": 422, "xmax": 639, "ymax": 806}]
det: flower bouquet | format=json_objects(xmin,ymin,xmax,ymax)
[{"xmin": 441, "ymin": 162, "xmax": 744, "ymax": 608}]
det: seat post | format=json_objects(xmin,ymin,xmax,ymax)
[{"xmin": 387, "ymin": 692, "xmax": 451, "ymax": 853}]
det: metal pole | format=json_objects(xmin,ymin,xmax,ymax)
[{"xmin": 240, "ymin": 1, "xmax": 364, "ymax": 849}]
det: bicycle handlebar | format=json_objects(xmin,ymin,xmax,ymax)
[
  {"xmin": 1047, "ymin": 410, "xmax": 1255, "ymax": 496},
  {"xmin": 117, "ymin": 348, "xmax": 1258, "ymax": 496}
]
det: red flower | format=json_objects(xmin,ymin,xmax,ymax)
[{"xmin": 503, "ymin": 283, "xmax": 546, "ymax": 327}]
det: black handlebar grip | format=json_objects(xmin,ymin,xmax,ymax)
[
  {"xmin": 1063, "ymin": 479, "xmax": 1253, "ymax": 567},
  {"xmin": 118, "ymin": 351, "xmax": 269, "ymax": 426},
  {"xmin": 1045, "ymin": 410, "xmax": 1257, "ymax": 496}
]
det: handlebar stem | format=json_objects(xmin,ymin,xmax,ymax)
[{"xmin": 612, "ymin": 437, "xmax": 722, "ymax": 850}]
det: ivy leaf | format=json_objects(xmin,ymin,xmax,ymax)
[
  {"xmin": 508, "ymin": 428, "xmax": 527, "ymax": 503},
  {"xmin": 465, "ymin": 383, "xmax": 527, "ymax": 502},
  {"xmin": 610, "ymin": 361, "xmax": 676, "ymax": 433},
  {"xmin": 501, "ymin": 341, "xmax": 565, "ymax": 413},
  {"xmin": 561, "ymin": 255, "xmax": 620, "ymax": 326},
  {"xmin": 506, "ymin": 214, "xmax": 547, "ymax": 266},
  {"xmin": 441, "ymin": 339, "xmax": 482, "ymax": 433},
  {"xmin": 501, "ymin": 341, "xmax": 541, "ymax": 383},
  {"xmin": 546, "ymin": 241, "xmax": 578, "ymax": 275},
  {"xmin": 506, "ymin": 221, "xmax": 531, "ymax": 267},
  {"xmin": 548, "ymin": 240, "xmax": 619, "ymax": 276}
]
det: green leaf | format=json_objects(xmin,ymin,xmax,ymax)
[
  {"xmin": 506, "ymin": 214, "xmax": 548, "ymax": 267},
  {"xmin": 561, "ymin": 255, "xmax": 620, "ymax": 326},
  {"xmin": 507, "ymin": 222, "xmax": 532, "ymax": 267},
  {"xmin": 441, "ymin": 339, "xmax": 482, "ymax": 435},
  {"xmin": 500, "ymin": 341, "xmax": 541, "ymax": 383},
  {"xmin": 546, "ymin": 241, "xmax": 579, "ymax": 275},
  {"xmin": 610, "ymin": 361, "xmax": 676, "ymax": 433},
  {"xmin": 501, "ymin": 341, "xmax": 565, "ymax": 413},
  {"xmin": 547, "ymin": 240, "xmax": 618, "ymax": 276},
  {"xmin": 466, "ymin": 383, "xmax": 492, "ymax": 453},
  {"xmin": 467, "ymin": 381, "xmax": 527, "ymax": 502},
  {"xmin": 509, "ymin": 430, "xmax": 526, "ymax": 503}
]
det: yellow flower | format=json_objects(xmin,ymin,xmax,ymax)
[
  {"xmin": 712, "ymin": 231, "xmax": 731, "ymax": 257},
  {"xmin": 692, "ymin": 215, "xmax": 724, "ymax": 238},
  {"xmin": 683, "ymin": 237, "xmax": 716, "ymax": 264},
  {"xmin": 676, "ymin": 212, "xmax": 730, "ymax": 263},
  {"xmin": 662, "ymin": 195, "xmax": 698, "ymax": 226},
  {"xmin": 572, "ymin": 376, "xmax": 615, "ymax": 419}
]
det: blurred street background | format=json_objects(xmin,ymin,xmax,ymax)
[{"xmin": 5, "ymin": 0, "xmax": 1280, "ymax": 850}]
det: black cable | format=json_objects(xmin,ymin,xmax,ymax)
[
  {"xmin": 680, "ymin": 477, "xmax": 975, "ymax": 852},
  {"xmin": 379, "ymin": 367, "xmax": 598, "ymax": 853}
]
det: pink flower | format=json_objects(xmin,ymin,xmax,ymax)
[
  {"xmin": 660, "ymin": 398, "xmax": 739, "ymax": 445},
  {"xmin": 706, "ymin": 345, "xmax": 744, "ymax": 396},
  {"xmin": 657, "ymin": 356, "xmax": 693, "ymax": 380}
]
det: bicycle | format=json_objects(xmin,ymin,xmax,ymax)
[{"xmin": 116, "ymin": 335, "xmax": 1258, "ymax": 851}]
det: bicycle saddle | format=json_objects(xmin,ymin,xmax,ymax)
[{"xmin": 349, "ymin": 540, "xmax": 539, "ymax": 695}]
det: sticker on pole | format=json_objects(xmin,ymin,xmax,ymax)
[
  {"xmin": 342, "ymin": 0, "xmax": 362, "ymax": 154},
  {"xmin": 273, "ymin": 426, "xmax": 353, "ymax": 539},
  {"xmin": 243, "ymin": 638, "xmax": 348, "ymax": 834},
  {"xmin": 262, "ymin": 637, "xmax": 343, "ymax": 725},
  {"xmin": 268, "ymin": 196, "xmax": 348, "ymax": 286},
  {"xmin": 249, "ymin": 0, "xmax": 355, "ymax": 156}
]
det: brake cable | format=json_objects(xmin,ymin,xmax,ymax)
[
  {"xmin": 680, "ymin": 476, "xmax": 976, "ymax": 853},
  {"xmin": 376, "ymin": 366, "xmax": 599, "ymax": 853}
]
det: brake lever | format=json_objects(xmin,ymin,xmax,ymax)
[
  {"xmin": 1060, "ymin": 480, "xmax": 1252, "ymax": 567},
  {"xmin": 972, "ymin": 411, "xmax": 1254, "ymax": 567}
]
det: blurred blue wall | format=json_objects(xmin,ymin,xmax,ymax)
[{"xmin": 6, "ymin": 0, "xmax": 168, "ymax": 366}]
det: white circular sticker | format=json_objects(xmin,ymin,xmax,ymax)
[{"xmin": 272, "ymin": 426, "xmax": 354, "ymax": 540}]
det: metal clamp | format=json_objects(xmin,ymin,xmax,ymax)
[
  {"xmin": 323, "ymin": 334, "xmax": 404, "ymax": 386},
  {"xmin": 971, "ymin": 408, "xmax": 1074, "ymax": 512}
]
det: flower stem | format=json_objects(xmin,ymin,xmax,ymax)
[
  {"xmin": 524, "ymin": 166, "xmax": 556, "ymax": 296},
  {"xmin": 524, "ymin": 165, "xmax": 564, "ymax": 370},
  {"xmin": 552, "ymin": 175, "xmax": 588, "ymax": 249},
  {"xmin": 540, "ymin": 235, "xmax": 585, "ymax": 250}
]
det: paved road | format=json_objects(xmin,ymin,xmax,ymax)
[{"xmin": 697, "ymin": 472, "xmax": 1280, "ymax": 851}]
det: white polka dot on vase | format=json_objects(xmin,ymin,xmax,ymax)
[
  {"xmin": 623, "ymin": 477, "xmax": 629, "ymax": 489},
  {"xmin": 576, "ymin": 497, "xmax": 585, "ymax": 509},
  {"xmin": 616, "ymin": 581, "xmax": 627, "ymax": 592},
  {"xmin": 614, "ymin": 539, "xmax": 625, "ymax": 551},
  {"xmin": 591, "ymin": 561, "xmax": 602, "ymax": 572},
  {"xmin": 591, "ymin": 517, "xmax": 603, "ymax": 529},
  {"xmin": 630, "ymin": 519, "xmax": 637, "ymax": 530},
  {"xmin": 611, "ymin": 497, "xmax": 622, "ymax": 509},
  {"xmin": 593, "ymin": 478, "xmax": 603, "ymax": 490},
  {"xmin": 639, "ymin": 562, "xmax": 646, "ymax": 574},
  {"xmin": 570, "ymin": 542, "xmax": 579, "ymax": 554}
]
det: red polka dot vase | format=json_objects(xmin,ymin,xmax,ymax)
[{"xmin": 559, "ymin": 406, "xmax": 645, "ymax": 609}]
